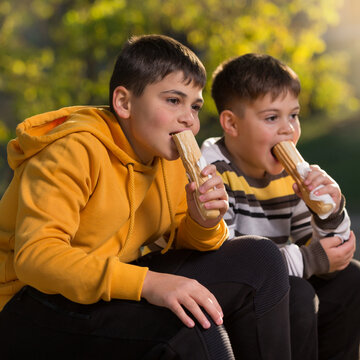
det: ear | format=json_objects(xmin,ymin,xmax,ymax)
[
  {"xmin": 113, "ymin": 86, "xmax": 131, "ymax": 118},
  {"xmin": 219, "ymin": 110, "xmax": 239, "ymax": 137}
]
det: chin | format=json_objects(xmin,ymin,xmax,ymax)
[
  {"xmin": 266, "ymin": 161, "xmax": 283, "ymax": 175},
  {"xmin": 163, "ymin": 151, "xmax": 180, "ymax": 161},
  {"xmin": 267, "ymin": 156, "xmax": 284, "ymax": 175},
  {"xmin": 268, "ymin": 166, "xmax": 285, "ymax": 176}
]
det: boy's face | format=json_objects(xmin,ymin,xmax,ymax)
[
  {"xmin": 121, "ymin": 71, "xmax": 203, "ymax": 164},
  {"xmin": 224, "ymin": 91, "xmax": 300, "ymax": 178}
]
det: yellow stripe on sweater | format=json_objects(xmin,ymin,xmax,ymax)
[{"xmin": 221, "ymin": 171, "xmax": 295, "ymax": 200}]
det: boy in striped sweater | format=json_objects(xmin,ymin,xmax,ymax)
[{"xmin": 202, "ymin": 53, "xmax": 360, "ymax": 360}]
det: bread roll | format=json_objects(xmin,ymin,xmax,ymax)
[
  {"xmin": 172, "ymin": 130, "xmax": 220, "ymax": 220},
  {"xmin": 273, "ymin": 141, "xmax": 333, "ymax": 216}
]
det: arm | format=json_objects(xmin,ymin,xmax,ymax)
[
  {"xmin": 175, "ymin": 164, "xmax": 229, "ymax": 251},
  {"xmin": 293, "ymin": 165, "xmax": 351, "ymax": 241},
  {"xmin": 292, "ymin": 165, "xmax": 354, "ymax": 277},
  {"xmin": 14, "ymin": 134, "xmax": 148, "ymax": 303},
  {"xmin": 146, "ymin": 163, "xmax": 228, "ymax": 328}
]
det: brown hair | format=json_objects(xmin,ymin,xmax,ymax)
[
  {"xmin": 211, "ymin": 53, "xmax": 300, "ymax": 114},
  {"xmin": 109, "ymin": 34, "xmax": 206, "ymax": 112}
]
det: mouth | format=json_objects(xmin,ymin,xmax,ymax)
[
  {"xmin": 169, "ymin": 132, "xmax": 180, "ymax": 155},
  {"xmin": 271, "ymin": 145, "xmax": 279, "ymax": 161},
  {"xmin": 170, "ymin": 130, "xmax": 183, "ymax": 137}
]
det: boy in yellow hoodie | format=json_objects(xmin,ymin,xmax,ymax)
[{"xmin": 0, "ymin": 35, "xmax": 291, "ymax": 359}]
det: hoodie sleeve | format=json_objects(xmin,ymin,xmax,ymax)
[
  {"xmin": 172, "ymin": 194, "xmax": 228, "ymax": 251},
  {"xmin": 176, "ymin": 214, "xmax": 229, "ymax": 251},
  {"xmin": 13, "ymin": 133, "xmax": 148, "ymax": 304}
]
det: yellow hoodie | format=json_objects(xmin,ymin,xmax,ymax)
[{"xmin": 0, "ymin": 106, "xmax": 228, "ymax": 310}]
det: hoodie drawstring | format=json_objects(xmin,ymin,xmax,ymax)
[
  {"xmin": 125, "ymin": 163, "xmax": 135, "ymax": 245},
  {"xmin": 124, "ymin": 159, "xmax": 176, "ymax": 255},
  {"xmin": 160, "ymin": 158, "xmax": 176, "ymax": 254}
]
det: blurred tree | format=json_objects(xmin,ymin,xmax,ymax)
[{"xmin": 0, "ymin": 0, "xmax": 358, "ymax": 194}]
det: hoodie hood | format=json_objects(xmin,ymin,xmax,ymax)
[
  {"xmin": 7, "ymin": 106, "xmax": 148, "ymax": 171},
  {"xmin": 7, "ymin": 105, "xmax": 175, "ymax": 253}
]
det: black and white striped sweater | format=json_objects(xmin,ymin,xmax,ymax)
[{"xmin": 201, "ymin": 137, "xmax": 351, "ymax": 278}]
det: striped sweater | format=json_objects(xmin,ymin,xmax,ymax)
[{"xmin": 201, "ymin": 137, "xmax": 351, "ymax": 278}]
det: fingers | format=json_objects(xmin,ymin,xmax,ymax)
[
  {"xmin": 178, "ymin": 289, "xmax": 223, "ymax": 329},
  {"xmin": 169, "ymin": 289, "xmax": 223, "ymax": 329},
  {"xmin": 170, "ymin": 301, "xmax": 196, "ymax": 328},
  {"xmin": 322, "ymin": 235, "xmax": 354, "ymax": 253},
  {"xmin": 200, "ymin": 163, "xmax": 217, "ymax": 178},
  {"xmin": 333, "ymin": 244, "xmax": 354, "ymax": 270},
  {"xmin": 304, "ymin": 165, "xmax": 338, "ymax": 191},
  {"xmin": 197, "ymin": 165, "xmax": 229, "ymax": 216},
  {"xmin": 199, "ymin": 167, "xmax": 227, "ymax": 201},
  {"xmin": 200, "ymin": 165, "xmax": 224, "ymax": 191},
  {"xmin": 293, "ymin": 167, "xmax": 341, "ymax": 207},
  {"xmin": 321, "ymin": 234, "xmax": 356, "ymax": 272},
  {"xmin": 142, "ymin": 271, "xmax": 224, "ymax": 330},
  {"xmin": 301, "ymin": 165, "xmax": 342, "ymax": 210},
  {"xmin": 292, "ymin": 183, "xmax": 302, "ymax": 198},
  {"xmin": 199, "ymin": 187, "xmax": 228, "ymax": 212},
  {"xmin": 350, "ymin": 231, "xmax": 357, "ymax": 251},
  {"xmin": 201, "ymin": 294, "xmax": 224, "ymax": 326},
  {"xmin": 341, "ymin": 231, "xmax": 356, "ymax": 252}
]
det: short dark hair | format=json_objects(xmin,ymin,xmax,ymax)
[
  {"xmin": 109, "ymin": 34, "xmax": 206, "ymax": 112},
  {"xmin": 211, "ymin": 53, "xmax": 300, "ymax": 114}
]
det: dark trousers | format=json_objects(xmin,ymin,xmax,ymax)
[
  {"xmin": 288, "ymin": 259, "xmax": 360, "ymax": 360},
  {"xmin": 289, "ymin": 276, "xmax": 318, "ymax": 360},
  {"xmin": 309, "ymin": 259, "xmax": 360, "ymax": 360},
  {"xmin": 0, "ymin": 237, "xmax": 292, "ymax": 360}
]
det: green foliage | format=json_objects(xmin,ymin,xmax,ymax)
[
  {"xmin": 298, "ymin": 115, "xmax": 360, "ymax": 226},
  {"xmin": 0, "ymin": 0, "xmax": 359, "ymax": 193}
]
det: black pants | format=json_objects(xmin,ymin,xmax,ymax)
[
  {"xmin": 289, "ymin": 276, "xmax": 318, "ymax": 360},
  {"xmin": 309, "ymin": 259, "xmax": 360, "ymax": 360},
  {"xmin": 0, "ymin": 237, "xmax": 291, "ymax": 360}
]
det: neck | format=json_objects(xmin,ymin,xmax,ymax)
[{"xmin": 115, "ymin": 116, "xmax": 154, "ymax": 165}]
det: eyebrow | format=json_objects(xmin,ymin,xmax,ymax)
[
  {"xmin": 257, "ymin": 105, "xmax": 300, "ymax": 114},
  {"xmin": 161, "ymin": 90, "xmax": 204, "ymax": 103}
]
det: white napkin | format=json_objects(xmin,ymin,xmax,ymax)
[
  {"xmin": 197, "ymin": 155, "xmax": 207, "ymax": 171},
  {"xmin": 296, "ymin": 162, "xmax": 335, "ymax": 219}
]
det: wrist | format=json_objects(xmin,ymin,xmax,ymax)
[{"xmin": 300, "ymin": 241, "xmax": 329, "ymax": 278}]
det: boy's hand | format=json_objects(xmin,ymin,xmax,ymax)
[
  {"xmin": 185, "ymin": 164, "xmax": 229, "ymax": 227},
  {"xmin": 320, "ymin": 231, "xmax": 356, "ymax": 272},
  {"xmin": 141, "ymin": 270, "xmax": 224, "ymax": 329},
  {"xmin": 293, "ymin": 165, "xmax": 342, "ymax": 213}
]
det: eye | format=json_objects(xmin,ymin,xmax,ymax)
[
  {"xmin": 192, "ymin": 104, "xmax": 202, "ymax": 112},
  {"xmin": 167, "ymin": 97, "xmax": 180, "ymax": 105},
  {"xmin": 265, "ymin": 115, "xmax": 277, "ymax": 122},
  {"xmin": 290, "ymin": 113, "xmax": 299, "ymax": 120}
]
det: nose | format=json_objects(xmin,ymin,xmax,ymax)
[
  {"xmin": 279, "ymin": 118, "xmax": 295, "ymax": 137},
  {"xmin": 178, "ymin": 109, "xmax": 195, "ymax": 127}
]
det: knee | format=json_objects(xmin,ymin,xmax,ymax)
[
  {"xmin": 229, "ymin": 236, "xmax": 290, "ymax": 293},
  {"xmin": 231, "ymin": 236, "xmax": 285, "ymax": 266},
  {"xmin": 239, "ymin": 236, "xmax": 288, "ymax": 277}
]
